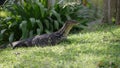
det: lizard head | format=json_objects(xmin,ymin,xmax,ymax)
[
  {"xmin": 57, "ymin": 20, "xmax": 79, "ymax": 36},
  {"xmin": 65, "ymin": 20, "xmax": 79, "ymax": 26}
]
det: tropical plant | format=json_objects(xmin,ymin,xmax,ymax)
[
  {"xmin": 0, "ymin": 0, "xmax": 97, "ymax": 44},
  {"xmin": 0, "ymin": 0, "xmax": 63, "ymax": 44}
]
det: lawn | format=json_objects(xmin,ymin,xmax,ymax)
[{"xmin": 0, "ymin": 24, "xmax": 120, "ymax": 68}]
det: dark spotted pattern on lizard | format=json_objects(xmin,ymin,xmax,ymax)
[{"xmin": 12, "ymin": 20, "xmax": 79, "ymax": 49}]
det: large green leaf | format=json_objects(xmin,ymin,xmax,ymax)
[
  {"xmin": 20, "ymin": 20, "xmax": 28, "ymax": 39},
  {"xmin": 1, "ymin": 29, "xmax": 7, "ymax": 34},
  {"xmin": 29, "ymin": 30, "xmax": 34, "ymax": 38},
  {"xmin": 37, "ymin": 28, "xmax": 41, "ymax": 35},
  {"xmin": 36, "ymin": 20, "xmax": 43, "ymax": 34},
  {"xmin": 9, "ymin": 32, "xmax": 14, "ymax": 42},
  {"xmin": 36, "ymin": 2, "xmax": 45, "ymax": 18},
  {"xmin": 44, "ymin": 19, "xmax": 50, "ymax": 29},
  {"xmin": 54, "ymin": 20, "xmax": 59, "ymax": 30},
  {"xmin": 51, "ymin": 10, "xmax": 62, "ymax": 24},
  {"xmin": 29, "ymin": 18, "xmax": 36, "ymax": 28}
]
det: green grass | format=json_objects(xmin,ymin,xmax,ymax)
[{"xmin": 0, "ymin": 24, "xmax": 120, "ymax": 68}]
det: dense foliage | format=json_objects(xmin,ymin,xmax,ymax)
[{"xmin": 0, "ymin": 0, "xmax": 97, "ymax": 44}]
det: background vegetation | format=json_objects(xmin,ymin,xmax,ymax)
[{"xmin": 0, "ymin": 0, "xmax": 98, "ymax": 44}]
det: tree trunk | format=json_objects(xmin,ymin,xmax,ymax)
[
  {"xmin": 110, "ymin": 0, "xmax": 117, "ymax": 19},
  {"xmin": 102, "ymin": 0, "xmax": 120, "ymax": 24},
  {"xmin": 102, "ymin": 0, "xmax": 109, "ymax": 23},
  {"xmin": 116, "ymin": 0, "xmax": 120, "ymax": 24}
]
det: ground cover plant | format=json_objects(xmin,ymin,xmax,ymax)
[{"xmin": 0, "ymin": 24, "xmax": 119, "ymax": 68}]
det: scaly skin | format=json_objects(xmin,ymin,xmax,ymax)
[{"xmin": 12, "ymin": 20, "xmax": 79, "ymax": 49}]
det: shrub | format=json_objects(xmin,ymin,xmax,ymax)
[{"xmin": 0, "ymin": 0, "xmax": 97, "ymax": 44}]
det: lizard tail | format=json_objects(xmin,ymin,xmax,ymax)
[{"xmin": 0, "ymin": 43, "xmax": 8, "ymax": 49}]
